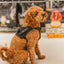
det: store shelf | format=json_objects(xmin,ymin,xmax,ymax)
[
  {"xmin": 0, "ymin": 27, "xmax": 19, "ymax": 32},
  {"xmin": 0, "ymin": 1, "xmax": 48, "ymax": 3}
]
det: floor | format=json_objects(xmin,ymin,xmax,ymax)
[{"xmin": 0, "ymin": 33, "xmax": 64, "ymax": 64}]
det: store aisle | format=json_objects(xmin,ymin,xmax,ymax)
[{"xmin": 0, "ymin": 33, "xmax": 64, "ymax": 64}]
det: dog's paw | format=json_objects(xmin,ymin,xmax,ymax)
[{"xmin": 38, "ymin": 55, "xmax": 45, "ymax": 59}]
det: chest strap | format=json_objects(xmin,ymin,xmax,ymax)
[{"xmin": 16, "ymin": 26, "xmax": 41, "ymax": 40}]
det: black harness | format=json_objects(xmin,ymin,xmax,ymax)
[{"xmin": 16, "ymin": 26, "xmax": 41, "ymax": 41}]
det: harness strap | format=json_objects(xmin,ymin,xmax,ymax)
[{"xmin": 16, "ymin": 26, "xmax": 41, "ymax": 40}]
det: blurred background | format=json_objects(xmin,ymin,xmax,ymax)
[
  {"xmin": 0, "ymin": 0, "xmax": 64, "ymax": 64},
  {"xmin": 0, "ymin": 0, "xmax": 47, "ymax": 32},
  {"xmin": 0, "ymin": 0, "xmax": 64, "ymax": 32}
]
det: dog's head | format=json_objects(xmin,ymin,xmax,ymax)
[{"xmin": 25, "ymin": 6, "xmax": 48, "ymax": 25}]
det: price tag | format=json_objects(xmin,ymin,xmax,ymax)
[{"xmin": 51, "ymin": 20, "xmax": 61, "ymax": 28}]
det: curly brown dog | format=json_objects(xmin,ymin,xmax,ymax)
[{"xmin": 0, "ymin": 6, "xmax": 48, "ymax": 64}]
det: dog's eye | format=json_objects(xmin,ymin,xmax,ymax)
[{"xmin": 35, "ymin": 12, "xmax": 38, "ymax": 16}]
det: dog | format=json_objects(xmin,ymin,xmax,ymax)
[{"xmin": 0, "ymin": 6, "xmax": 48, "ymax": 64}]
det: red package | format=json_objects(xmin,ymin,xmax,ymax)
[{"xmin": 50, "ymin": 10, "xmax": 62, "ymax": 20}]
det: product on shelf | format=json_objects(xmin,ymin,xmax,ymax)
[
  {"xmin": 0, "ymin": 16, "xmax": 7, "ymax": 26},
  {"xmin": 0, "ymin": 3, "xmax": 17, "ymax": 28},
  {"xmin": 46, "ymin": 8, "xmax": 64, "ymax": 38},
  {"xmin": 50, "ymin": 10, "xmax": 62, "ymax": 28}
]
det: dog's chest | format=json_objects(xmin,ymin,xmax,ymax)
[
  {"xmin": 26, "ymin": 29, "xmax": 40, "ymax": 40},
  {"xmin": 10, "ymin": 29, "xmax": 40, "ymax": 51},
  {"xmin": 10, "ymin": 27, "xmax": 41, "ymax": 50}
]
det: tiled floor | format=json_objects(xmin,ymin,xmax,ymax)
[{"xmin": 0, "ymin": 33, "xmax": 64, "ymax": 64}]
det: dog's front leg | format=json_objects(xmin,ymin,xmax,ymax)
[
  {"xmin": 27, "ymin": 39, "xmax": 37, "ymax": 64},
  {"xmin": 35, "ymin": 43, "xmax": 45, "ymax": 59}
]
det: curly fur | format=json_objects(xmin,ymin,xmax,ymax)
[{"xmin": 0, "ymin": 6, "xmax": 47, "ymax": 64}]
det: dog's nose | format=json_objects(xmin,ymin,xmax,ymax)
[{"xmin": 42, "ymin": 13, "xmax": 45, "ymax": 16}]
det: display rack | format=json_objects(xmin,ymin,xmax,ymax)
[
  {"xmin": 0, "ymin": 7, "xmax": 10, "ymax": 19},
  {"xmin": 0, "ymin": 27, "xmax": 19, "ymax": 32},
  {"xmin": 46, "ymin": 0, "xmax": 64, "ymax": 38}
]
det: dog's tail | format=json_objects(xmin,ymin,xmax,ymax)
[
  {"xmin": 0, "ymin": 47, "xmax": 13, "ymax": 62},
  {"xmin": 0, "ymin": 47, "xmax": 8, "ymax": 61}
]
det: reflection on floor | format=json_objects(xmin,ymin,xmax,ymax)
[{"xmin": 0, "ymin": 33, "xmax": 64, "ymax": 64}]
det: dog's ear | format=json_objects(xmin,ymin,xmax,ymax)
[
  {"xmin": 27, "ymin": 12, "xmax": 33, "ymax": 18},
  {"xmin": 25, "ymin": 11, "xmax": 34, "ymax": 23}
]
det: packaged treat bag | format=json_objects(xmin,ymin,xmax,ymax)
[{"xmin": 50, "ymin": 10, "xmax": 62, "ymax": 28}]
